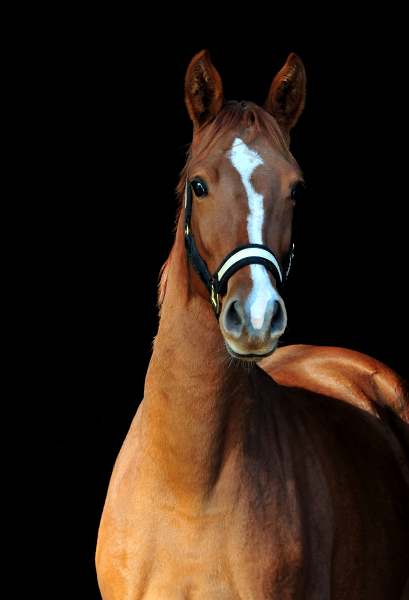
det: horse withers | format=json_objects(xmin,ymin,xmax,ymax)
[{"xmin": 96, "ymin": 50, "xmax": 409, "ymax": 599}]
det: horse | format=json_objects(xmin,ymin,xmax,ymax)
[{"xmin": 96, "ymin": 50, "xmax": 409, "ymax": 599}]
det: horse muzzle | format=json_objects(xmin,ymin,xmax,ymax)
[{"xmin": 219, "ymin": 274, "xmax": 287, "ymax": 360}]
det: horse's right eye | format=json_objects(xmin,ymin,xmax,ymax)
[{"xmin": 191, "ymin": 180, "xmax": 207, "ymax": 198}]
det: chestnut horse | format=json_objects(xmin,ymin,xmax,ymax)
[{"xmin": 96, "ymin": 50, "xmax": 409, "ymax": 599}]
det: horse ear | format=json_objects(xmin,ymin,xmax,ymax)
[
  {"xmin": 264, "ymin": 53, "xmax": 306, "ymax": 140},
  {"xmin": 185, "ymin": 49, "xmax": 224, "ymax": 130}
]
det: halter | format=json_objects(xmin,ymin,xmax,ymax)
[{"xmin": 184, "ymin": 171, "xmax": 294, "ymax": 318}]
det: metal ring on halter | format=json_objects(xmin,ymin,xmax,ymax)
[{"xmin": 210, "ymin": 283, "xmax": 220, "ymax": 314}]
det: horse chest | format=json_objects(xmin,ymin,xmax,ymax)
[{"xmin": 101, "ymin": 475, "xmax": 326, "ymax": 600}]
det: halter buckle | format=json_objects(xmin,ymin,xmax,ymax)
[{"xmin": 210, "ymin": 282, "xmax": 220, "ymax": 315}]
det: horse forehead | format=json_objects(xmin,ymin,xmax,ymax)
[
  {"xmin": 224, "ymin": 137, "xmax": 291, "ymax": 190},
  {"xmin": 227, "ymin": 138, "xmax": 264, "ymax": 179},
  {"xmin": 193, "ymin": 133, "xmax": 294, "ymax": 190}
]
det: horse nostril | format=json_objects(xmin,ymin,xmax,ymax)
[
  {"xmin": 224, "ymin": 299, "xmax": 243, "ymax": 337},
  {"xmin": 270, "ymin": 300, "xmax": 285, "ymax": 335}
]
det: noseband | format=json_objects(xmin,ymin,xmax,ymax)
[{"xmin": 184, "ymin": 171, "xmax": 294, "ymax": 318}]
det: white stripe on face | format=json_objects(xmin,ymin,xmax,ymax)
[{"xmin": 228, "ymin": 138, "xmax": 277, "ymax": 330}]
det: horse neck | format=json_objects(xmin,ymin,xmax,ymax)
[{"xmin": 142, "ymin": 216, "xmax": 250, "ymax": 502}]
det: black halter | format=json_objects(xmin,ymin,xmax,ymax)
[{"xmin": 184, "ymin": 171, "xmax": 294, "ymax": 318}]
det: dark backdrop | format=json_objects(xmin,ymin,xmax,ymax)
[{"xmin": 45, "ymin": 18, "xmax": 407, "ymax": 599}]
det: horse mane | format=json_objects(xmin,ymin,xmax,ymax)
[{"xmin": 157, "ymin": 100, "xmax": 300, "ymax": 313}]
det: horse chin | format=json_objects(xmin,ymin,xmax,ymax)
[{"xmin": 224, "ymin": 340, "xmax": 279, "ymax": 363}]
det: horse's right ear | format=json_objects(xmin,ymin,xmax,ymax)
[{"xmin": 185, "ymin": 50, "xmax": 224, "ymax": 131}]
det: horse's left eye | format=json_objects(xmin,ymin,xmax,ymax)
[
  {"xmin": 191, "ymin": 180, "xmax": 207, "ymax": 198},
  {"xmin": 291, "ymin": 182, "xmax": 306, "ymax": 202}
]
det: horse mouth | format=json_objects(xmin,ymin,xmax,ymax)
[{"xmin": 225, "ymin": 340, "xmax": 278, "ymax": 362}]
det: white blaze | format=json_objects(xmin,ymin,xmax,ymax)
[{"xmin": 228, "ymin": 138, "xmax": 274, "ymax": 330}]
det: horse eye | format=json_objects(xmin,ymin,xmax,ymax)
[
  {"xmin": 191, "ymin": 180, "xmax": 207, "ymax": 198},
  {"xmin": 291, "ymin": 182, "xmax": 306, "ymax": 202}
]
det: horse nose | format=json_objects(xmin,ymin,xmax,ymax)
[
  {"xmin": 223, "ymin": 298, "xmax": 244, "ymax": 338},
  {"xmin": 222, "ymin": 294, "xmax": 286, "ymax": 342}
]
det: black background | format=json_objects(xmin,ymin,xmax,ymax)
[{"xmin": 37, "ymin": 13, "xmax": 407, "ymax": 599}]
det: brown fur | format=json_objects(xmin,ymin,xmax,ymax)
[{"xmin": 96, "ymin": 51, "xmax": 409, "ymax": 599}]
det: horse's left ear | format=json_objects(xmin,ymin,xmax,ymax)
[
  {"xmin": 264, "ymin": 53, "xmax": 306, "ymax": 140},
  {"xmin": 185, "ymin": 49, "xmax": 224, "ymax": 131}
]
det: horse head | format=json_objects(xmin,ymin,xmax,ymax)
[{"xmin": 182, "ymin": 50, "xmax": 306, "ymax": 361}]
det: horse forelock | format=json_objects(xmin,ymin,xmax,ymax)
[
  {"xmin": 176, "ymin": 100, "xmax": 299, "ymax": 210},
  {"xmin": 158, "ymin": 101, "xmax": 300, "ymax": 311}
]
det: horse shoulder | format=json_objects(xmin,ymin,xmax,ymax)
[
  {"xmin": 261, "ymin": 344, "xmax": 408, "ymax": 417},
  {"xmin": 261, "ymin": 344, "xmax": 409, "ymax": 473},
  {"xmin": 96, "ymin": 402, "xmax": 154, "ymax": 599}
]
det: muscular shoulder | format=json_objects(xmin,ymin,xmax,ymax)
[
  {"xmin": 260, "ymin": 344, "xmax": 409, "ymax": 422},
  {"xmin": 261, "ymin": 345, "xmax": 409, "ymax": 480}
]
